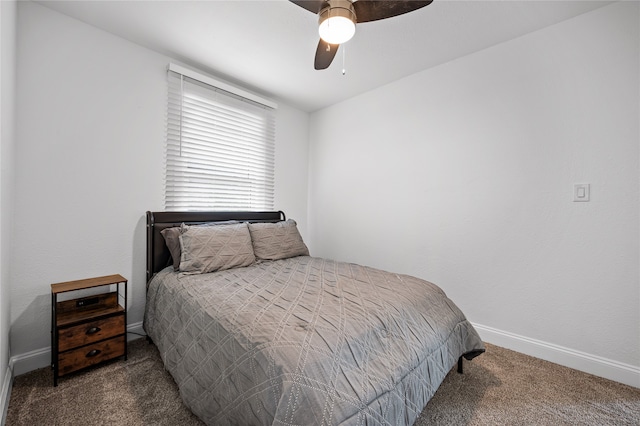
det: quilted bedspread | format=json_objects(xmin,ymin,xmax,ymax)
[{"xmin": 144, "ymin": 256, "xmax": 484, "ymax": 425}]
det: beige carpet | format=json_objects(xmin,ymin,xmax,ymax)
[{"xmin": 6, "ymin": 338, "xmax": 639, "ymax": 425}]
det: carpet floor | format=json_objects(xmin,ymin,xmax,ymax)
[{"xmin": 5, "ymin": 338, "xmax": 639, "ymax": 425}]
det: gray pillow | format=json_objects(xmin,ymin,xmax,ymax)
[
  {"xmin": 179, "ymin": 222, "xmax": 255, "ymax": 274},
  {"xmin": 248, "ymin": 219, "xmax": 309, "ymax": 260},
  {"xmin": 160, "ymin": 224, "xmax": 186, "ymax": 271},
  {"xmin": 161, "ymin": 221, "xmax": 239, "ymax": 271}
]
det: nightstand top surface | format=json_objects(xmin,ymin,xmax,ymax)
[{"xmin": 51, "ymin": 274, "xmax": 127, "ymax": 294}]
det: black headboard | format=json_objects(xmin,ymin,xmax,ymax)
[{"xmin": 146, "ymin": 210, "xmax": 285, "ymax": 282}]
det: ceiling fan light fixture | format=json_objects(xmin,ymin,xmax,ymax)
[{"xmin": 318, "ymin": 0, "xmax": 356, "ymax": 45}]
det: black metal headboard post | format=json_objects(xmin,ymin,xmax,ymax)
[{"xmin": 146, "ymin": 211, "xmax": 285, "ymax": 283}]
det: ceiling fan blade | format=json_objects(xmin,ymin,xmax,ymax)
[
  {"xmin": 353, "ymin": 0, "xmax": 433, "ymax": 23},
  {"xmin": 314, "ymin": 39, "xmax": 340, "ymax": 70},
  {"xmin": 290, "ymin": 0, "xmax": 327, "ymax": 14}
]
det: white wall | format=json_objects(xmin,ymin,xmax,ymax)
[
  {"xmin": 11, "ymin": 1, "xmax": 309, "ymax": 368},
  {"xmin": 274, "ymin": 104, "xmax": 310, "ymax": 236},
  {"xmin": 308, "ymin": 1, "xmax": 639, "ymax": 386},
  {"xmin": 0, "ymin": 0, "xmax": 17, "ymax": 418}
]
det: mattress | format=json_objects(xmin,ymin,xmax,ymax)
[{"xmin": 144, "ymin": 256, "xmax": 484, "ymax": 425}]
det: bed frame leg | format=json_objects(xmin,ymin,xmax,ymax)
[{"xmin": 457, "ymin": 356, "xmax": 463, "ymax": 374}]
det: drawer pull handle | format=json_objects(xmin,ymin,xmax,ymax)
[
  {"xmin": 86, "ymin": 327, "xmax": 101, "ymax": 335},
  {"xmin": 86, "ymin": 349, "xmax": 101, "ymax": 358}
]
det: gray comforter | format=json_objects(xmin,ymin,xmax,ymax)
[{"xmin": 144, "ymin": 256, "xmax": 484, "ymax": 425}]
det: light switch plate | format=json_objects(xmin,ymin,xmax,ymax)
[{"xmin": 573, "ymin": 183, "xmax": 590, "ymax": 202}]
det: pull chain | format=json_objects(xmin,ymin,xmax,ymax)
[{"xmin": 342, "ymin": 46, "xmax": 346, "ymax": 75}]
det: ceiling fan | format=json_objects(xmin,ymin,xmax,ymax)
[{"xmin": 290, "ymin": 0, "xmax": 434, "ymax": 70}]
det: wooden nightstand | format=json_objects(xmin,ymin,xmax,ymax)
[{"xmin": 51, "ymin": 274, "xmax": 127, "ymax": 386}]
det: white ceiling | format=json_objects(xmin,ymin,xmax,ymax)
[{"xmin": 37, "ymin": 0, "xmax": 613, "ymax": 112}]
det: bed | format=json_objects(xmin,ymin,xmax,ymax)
[{"xmin": 143, "ymin": 211, "xmax": 484, "ymax": 425}]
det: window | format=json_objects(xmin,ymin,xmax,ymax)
[{"xmin": 165, "ymin": 64, "xmax": 276, "ymax": 211}]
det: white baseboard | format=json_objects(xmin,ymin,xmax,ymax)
[
  {"xmin": 10, "ymin": 346, "xmax": 49, "ymax": 377},
  {"xmin": 126, "ymin": 321, "xmax": 146, "ymax": 339},
  {"xmin": 0, "ymin": 363, "xmax": 13, "ymax": 425},
  {"xmin": 472, "ymin": 322, "xmax": 640, "ymax": 389},
  {"xmin": 9, "ymin": 321, "xmax": 146, "ymax": 377}
]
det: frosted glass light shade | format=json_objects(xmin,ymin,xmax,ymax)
[
  {"xmin": 319, "ymin": 16, "xmax": 356, "ymax": 44},
  {"xmin": 318, "ymin": 1, "xmax": 356, "ymax": 45}
]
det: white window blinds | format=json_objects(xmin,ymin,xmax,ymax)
[{"xmin": 165, "ymin": 66, "xmax": 276, "ymax": 211}]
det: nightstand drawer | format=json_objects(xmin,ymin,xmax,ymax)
[
  {"xmin": 58, "ymin": 335, "xmax": 125, "ymax": 376},
  {"xmin": 58, "ymin": 314, "xmax": 125, "ymax": 352}
]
